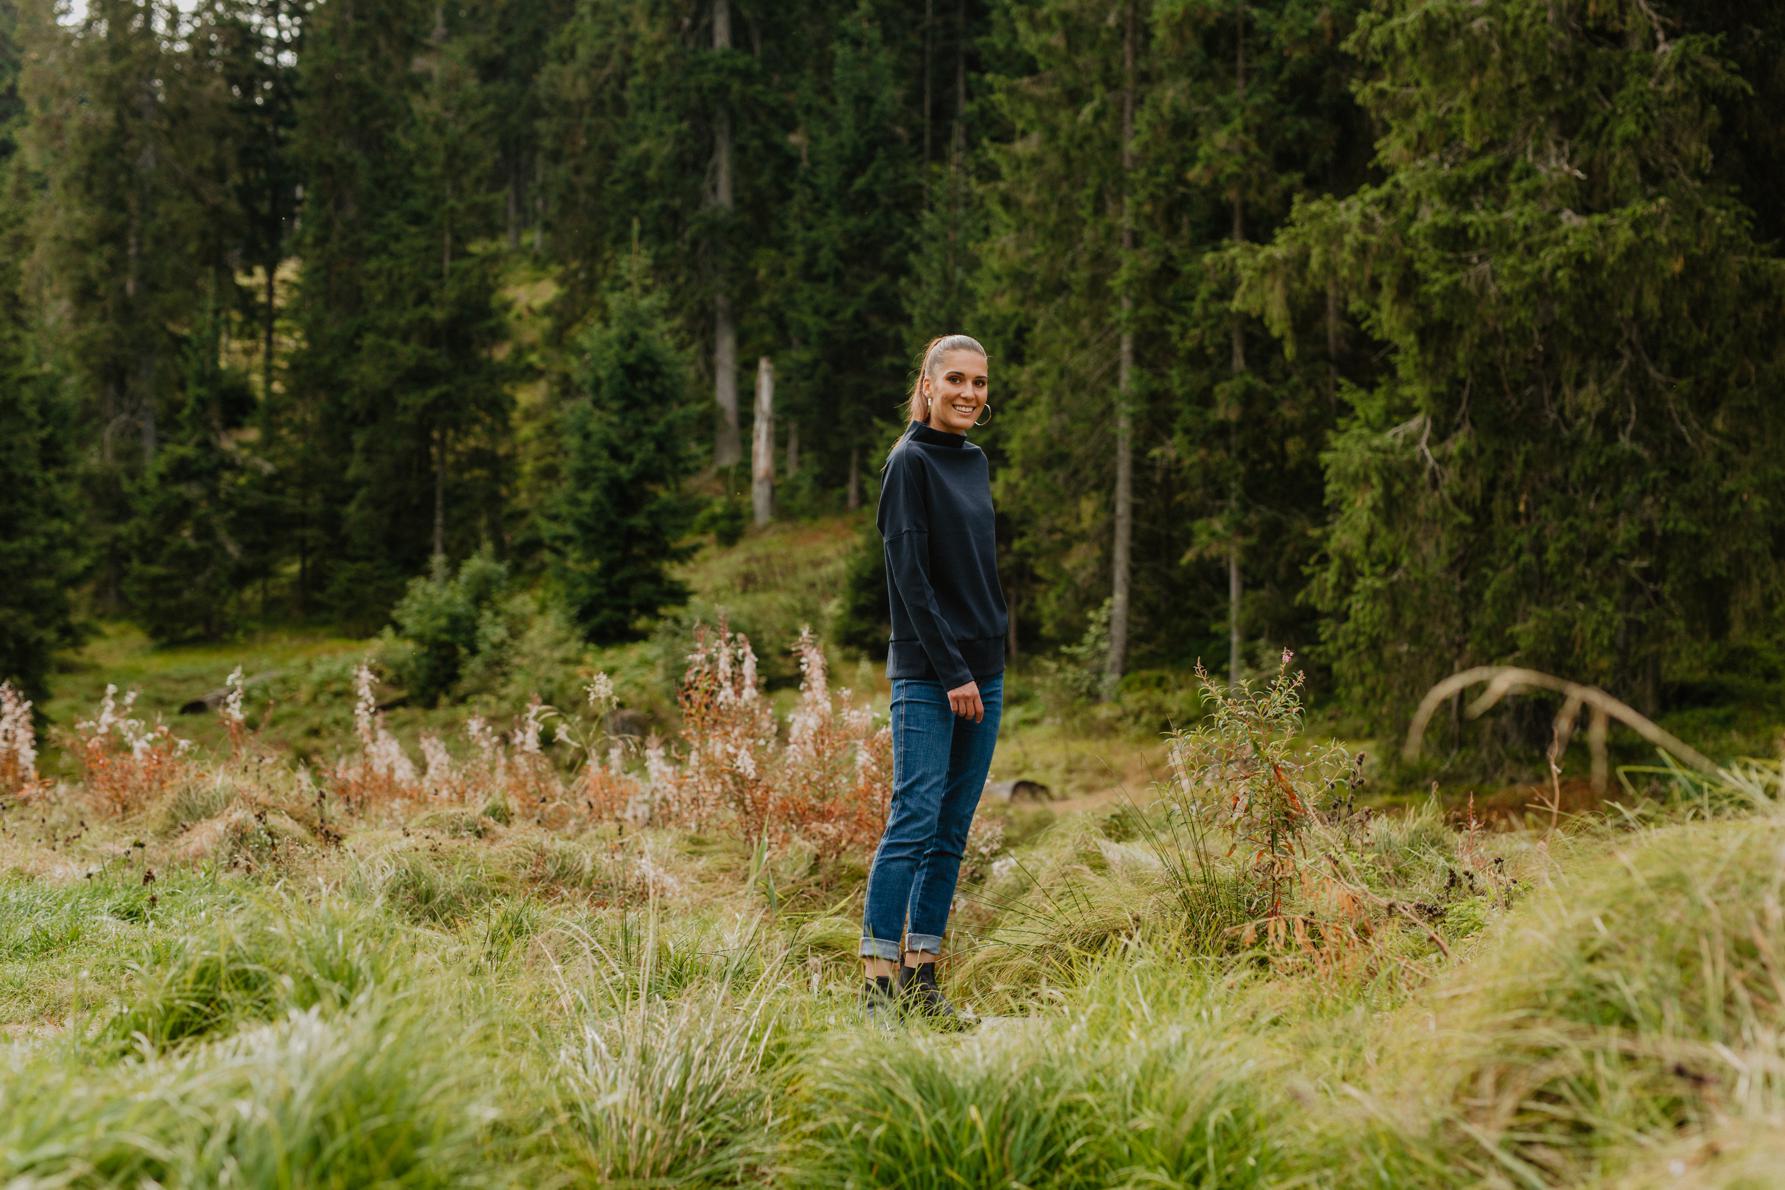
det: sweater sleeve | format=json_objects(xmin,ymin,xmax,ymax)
[{"xmin": 880, "ymin": 452, "xmax": 974, "ymax": 690}]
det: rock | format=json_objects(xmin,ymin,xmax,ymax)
[{"xmin": 983, "ymin": 778, "xmax": 1052, "ymax": 804}]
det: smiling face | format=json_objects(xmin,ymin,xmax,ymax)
[{"xmin": 922, "ymin": 348, "xmax": 990, "ymax": 434}]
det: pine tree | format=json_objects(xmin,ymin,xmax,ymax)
[
  {"xmin": 979, "ymin": 0, "xmax": 1176, "ymax": 670},
  {"xmin": 1243, "ymin": 0, "xmax": 1785, "ymax": 732},
  {"xmin": 1151, "ymin": 0, "xmax": 1366, "ymax": 683},
  {"xmin": 545, "ymin": 262, "xmax": 700, "ymax": 642},
  {"xmin": 538, "ymin": 0, "xmax": 794, "ymax": 473},
  {"xmin": 18, "ymin": 0, "xmax": 235, "ymax": 610},
  {"xmin": 277, "ymin": 0, "xmax": 427, "ymax": 613},
  {"xmin": 123, "ymin": 314, "xmax": 253, "ymax": 642},
  {"xmin": 0, "ymin": 8, "xmax": 78, "ymax": 697},
  {"xmin": 281, "ymin": 0, "xmax": 510, "ymax": 623},
  {"xmin": 775, "ymin": 0, "xmax": 922, "ymax": 502}
]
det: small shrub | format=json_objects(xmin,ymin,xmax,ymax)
[
  {"xmin": 692, "ymin": 493, "xmax": 747, "ymax": 547},
  {"xmin": 387, "ymin": 549, "xmax": 510, "ymax": 706}
]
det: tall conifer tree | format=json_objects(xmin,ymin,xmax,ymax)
[
  {"xmin": 1244, "ymin": 0, "xmax": 1785, "ymax": 731},
  {"xmin": 0, "ymin": 3, "xmax": 78, "ymax": 697},
  {"xmin": 545, "ymin": 260, "xmax": 700, "ymax": 642}
]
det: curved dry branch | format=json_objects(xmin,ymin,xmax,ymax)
[{"xmin": 1403, "ymin": 666, "xmax": 1721, "ymax": 784}]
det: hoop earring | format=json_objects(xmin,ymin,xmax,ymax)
[{"xmin": 973, "ymin": 401, "xmax": 992, "ymax": 427}]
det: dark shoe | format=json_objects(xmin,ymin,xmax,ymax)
[
  {"xmin": 863, "ymin": 975, "xmax": 899, "ymax": 1027},
  {"xmin": 898, "ymin": 962, "xmax": 972, "ymax": 1028}
]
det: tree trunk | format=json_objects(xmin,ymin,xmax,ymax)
[
  {"xmin": 921, "ymin": 0, "xmax": 932, "ymax": 171},
  {"xmin": 262, "ymin": 257, "xmax": 277, "ymax": 402},
  {"xmin": 784, "ymin": 418, "xmax": 799, "ymax": 476},
  {"xmin": 506, "ymin": 158, "xmax": 522, "ymax": 252},
  {"xmin": 433, "ymin": 427, "xmax": 448, "ymax": 560},
  {"xmin": 714, "ymin": 295, "xmax": 739, "ymax": 468},
  {"xmin": 752, "ymin": 356, "xmax": 774, "ymax": 526},
  {"xmin": 1007, "ymin": 589, "xmax": 1018, "ymax": 663},
  {"xmin": 532, "ymin": 152, "xmax": 545, "ymax": 255},
  {"xmin": 710, "ymin": 0, "xmax": 741, "ymax": 469},
  {"xmin": 1105, "ymin": 0, "xmax": 1137, "ymax": 693},
  {"xmin": 1228, "ymin": 1, "xmax": 1248, "ymax": 688},
  {"xmin": 846, "ymin": 446, "xmax": 861, "ymax": 511}
]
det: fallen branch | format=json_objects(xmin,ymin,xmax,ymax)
[{"xmin": 1404, "ymin": 666, "xmax": 1720, "ymax": 790}]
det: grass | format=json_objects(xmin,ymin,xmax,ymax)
[
  {"xmin": 3, "ymin": 747, "xmax": 1784, "ymax": 1185},
  {"xmin": 16, "ymin": 537, "xmax": 1785, "ymax": 1184}
]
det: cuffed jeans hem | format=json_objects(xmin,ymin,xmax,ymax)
[
  {"xmin": 859, "ymin": 937, "xmax": 902, "ymax": 961},
  {"xmin": 903, "ymin": 932, "xmax": 944, "ymax": 954}
]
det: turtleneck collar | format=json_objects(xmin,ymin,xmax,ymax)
[{"xmin": 907, "ymin": 420, "xmax": 967, "ymax": 449}]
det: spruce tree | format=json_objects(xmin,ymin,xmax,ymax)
[
  {"xmin": 281, "ymin": 0, "xmax": 510, "ymax": 623},
  {"xmin": 545, "ymin": 262, "xmax": 700, "ymax": 643},
  {"xmin": 776, "ymin": 0, "xmax": 922, "ymax": 501},
  {"xmin": 0, "ymin": 14, "xmax": 77, "ymax": 696},
  {"xmin": 18, "ymin": 0, "xmax": 235, "ymax": 611},
  {"xmin": 979, "ymin": 0, "xmax": 1177, "ymax": 666},
  {"xmin": 278, "ymin": 0, "xmax": 428, "ymax": 614},
  {"xmin": 1243, "ymin": 0, "xmax": 1785, "ymax": 731},
  {"xmin": 123, "ymin": 318, "xmax": 253, "ymax": 642}
]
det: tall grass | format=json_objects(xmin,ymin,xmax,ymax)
[
  {"xmin": 1347, "ymin": 810, "xmax": 1785, "ymax": 1185},
  {"xmin": 0, "ymin": 998, "xmax": 509, "ymax": 1187},
  {"xmin": 785, "ymin": 945, "xmax": 1281, "ymax": 1188}
]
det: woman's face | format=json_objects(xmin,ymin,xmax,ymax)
[{"xmin": 923, "ymin": 349, "xmax": 989, "ymax": 434}]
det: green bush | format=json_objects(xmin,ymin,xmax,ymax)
[
  {"xmin": 388, "ymin": 549, "xmax": 509, "ymax": 706},
  {"xmin": 830, "ymin": 516, "xmax": 889, "ymax": 661},
  {"xmin": 692, "ymin": 494, "xmax": 747, "ymax": 547}
]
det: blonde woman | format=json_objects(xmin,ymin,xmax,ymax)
[{"xmin": 860, "ymin": 334, "xmax": 1007, "ymax": 1024}]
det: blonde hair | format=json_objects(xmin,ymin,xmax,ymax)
[{"xmin": 904, "ymin": 333, "xmax": 988, "ymax": 425}]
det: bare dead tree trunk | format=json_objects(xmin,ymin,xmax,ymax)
[
  {"xmin": 1227, "ymin": 0, "xmax": 1248, "ymax": 688},
  {"xmin": 1105, "ymin": 0, "xmax": 1137, "ymax": 692},
  {"xmin": 752, "ymin": 356, "xmax": 774, "ymax": 525},
  {"xmin": 710, "ymin": 0, "xmax": 741, "ymax": 469}
]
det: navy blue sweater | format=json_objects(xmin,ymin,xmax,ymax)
[{"xmin": 878, "ymin": 421, "xmax": 1008, "ymax": 689}]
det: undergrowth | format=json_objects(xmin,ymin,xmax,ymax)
[{"xmin": 1, "ymin": 648, "xmax": 1781, "ymax": 1186}]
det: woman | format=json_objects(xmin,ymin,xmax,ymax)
[{"xmin": 860, "ymin": 333, "xmax": 1007, "ymax": 1024}]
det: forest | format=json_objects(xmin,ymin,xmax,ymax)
[
  {"xmin": 4, "ymin": 0, "xmax": 1781, "ymax": 743},
  {"xmin": 3, "ymin": 1, "xmax": 1785, "ymax": 1185}
]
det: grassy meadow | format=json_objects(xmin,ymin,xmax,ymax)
[{"xmin": 3, "ymin": 526, "xmax": 1784, "ymax": 1188}]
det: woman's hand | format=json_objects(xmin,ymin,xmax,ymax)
[{"xmin": 946, "ymin": 680, "xmax": 985, "ymax": 722}]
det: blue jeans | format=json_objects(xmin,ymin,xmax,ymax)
[{"xmin": 860, "ymin": 673, "xmax": 1004, "ymax": 961}]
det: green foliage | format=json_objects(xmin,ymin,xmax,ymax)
[
  {"xmin": 1038, "ymin": 597, "xmax": 1116, "ymax": 714},
  {"xmin": 545, "ymin": 265, "xmax": 700, "ymax": 643},
  {"xmin": 1241, "ymin": 0, "xmax": 1785, "ymax": 736},
  {"xmin": 387, "ymin": 550, "xmax": 511, "ymax": 707},
  {"xmin": 772, "ymin": 0, "xmax": 922, "ymax": 491},
  {"xmin": 1164, "ymin": 650, "xmax": 1356, "ymax": 915},
  {"xmin": 787, "ymin": 962, "xmax": 1280, "ymax": 1188},
  {"xmin": 829, "ymin": 514, "xmax": 889, "ymax": 660},
  {"xmin": 692, "ymin": 493, "xmax": 747, "ymax": 548},
  {"xmin": 0, "ymin": 147, "xmax": 76, "ymax": 697},
  {"xmin": 123, "ymin": 325, "xmax": 258, "ymax": 644}
]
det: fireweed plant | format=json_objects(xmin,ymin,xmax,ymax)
[{"xmin": 31, "ymin": 621, "xmax": 893, "ymax": 869}]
